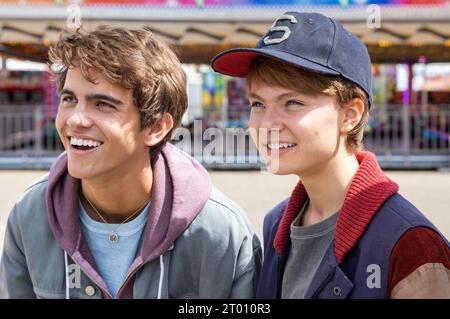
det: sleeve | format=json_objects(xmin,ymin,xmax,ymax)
[
  {"xmin": 229, "ymin": 232, "xmax": 263, "ymax": 299},
  {"xmin": 0, "ymin": 205, "xmax": 36, "ymax": 298},
  {"xmin": 387, "ymin": 227, "xmax": 450, "ymax": 299}
]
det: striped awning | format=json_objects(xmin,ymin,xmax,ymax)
[
  {"xmin": 0, "ymin": 19, "xmax": 449, "ymax": 63},
  {"xmin": 1, "ymin": 19, "xmax": 449, "ymax": 45}
]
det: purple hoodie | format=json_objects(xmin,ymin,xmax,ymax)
[{"xmin": 45, "ymin": 143, "xmax": 212, "ymax": 298}]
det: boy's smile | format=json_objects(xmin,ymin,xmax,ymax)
[
  {"xmin": 265, "ymin": 142, "xmax": 297, "ymax": 156},
  {"xmin": 68, "ymin": 136, "xmax": 104, "ymax": 153}
]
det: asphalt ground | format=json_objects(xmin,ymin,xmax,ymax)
[{"xmin": 1, "ymin": 170, "xmax": 449, "ymax": 251}]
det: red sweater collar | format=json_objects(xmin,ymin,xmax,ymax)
[{"xmin": 273, "ymin": 151, "xmax": 399, "ymax": 263}]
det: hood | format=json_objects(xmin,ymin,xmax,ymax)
[{"xmin": 46, "ymin": 143, "xmax": 212, "ymax": 263}]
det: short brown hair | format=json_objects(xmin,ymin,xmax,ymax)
[
  {"xmin": 246, "ymin": 57, "xmax": 369, "ymax": 152},
  {"xmin": 48, "ymin": 26, "xmax": 187, "ymax": 154}
]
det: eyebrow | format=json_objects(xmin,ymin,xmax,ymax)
[
  {"xmin": 60, "ymin": 88, "xmax": 124, "ymax": 106},
  {"xmin": 248, "ymin": 91, "xmax": 301, "ymax": 101}
]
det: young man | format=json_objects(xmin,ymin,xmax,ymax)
[
  {"xmin": 0, "ymin": 26, "xmax": 261, "ymax": 299},
  {"xmin": 211, "ymin": 12, "xmax": 450, "ymax": 298}
]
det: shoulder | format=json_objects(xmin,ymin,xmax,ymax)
[
  {"xmin": 360, "ymin": 192, "xmax": 444, "ymax": 255},
  {"xmin": 191, "ymin": 186, "xmax": 258, "ymax": 241},
  {"xmin": 377, "ymin": 193, "xmax": 433, "ymax": 228},
  {"xmin": 11, "ymin": 174, "xmax": 49, "ymax": 223},
  {"xmin": 381, "ymin": 192, "xmax": 419, "ymax": 213},
  {"xmin": 179, "ymin": 186, "xmax": 261, "ymax": 261},
  {"xmin": 4, "ymin": 174, "xmax": 52, "ymax": 255},
  {"xmin": 17, "ymin": 173, "xmax": 49, "ymax": 203}
]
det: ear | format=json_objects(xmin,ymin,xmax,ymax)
[
  {"xmin": 143, "ymin": 112, "xmax": 174, "ymax": 147},
  {"xmin": 340, "ymin": 98, "xmax": 365, "ymax": 134}
]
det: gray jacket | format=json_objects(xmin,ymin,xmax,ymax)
[{"xmin": 0, "ymin": 144, "xmax": 262, "ymax": 299}]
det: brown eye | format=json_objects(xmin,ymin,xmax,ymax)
[
  {"xmin": 61, "ymin": 96, "xmax": 75, "ymax": 104},
  {"xmin": 286, "ymin": 100, "xmax": 304, "ymax": 107},
  {"xmin": 96, "ymin": 101, "xmax": 115, "ymax": 109}
]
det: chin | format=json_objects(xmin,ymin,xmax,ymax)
[
  {"xmin": 67, "ymin": 164, "xmax": 85, "ymax": 179},
  {"xmin": 265, "ymin": 160, "xmax": 305, "ymax": 176},
  {"xmin": 265, "ymin": 160, "xmax": 290, "ymax": 175},
  {"xmin": 67, "ymin": 162, "xmax": 96, "ymax": 180},
  {"xmin": 268, "ymin": 167, "xmax": 296, "ymax": 175}
]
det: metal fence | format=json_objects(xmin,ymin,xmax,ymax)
[
  {"xmin": 364, "ymin": 104, "xmax": 450, "ymax": 169},
  {"xmin": 0, "ymin": 104, "xmax": 449, "ymax": 169}
]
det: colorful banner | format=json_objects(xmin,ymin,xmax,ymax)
[
  {"xmin": 0, "ymin": 0, "xmax": 448, "ymax": 6},
  {"xmin": 201, "ymin": 71, "xmax": 225, "ymax": 125},
  {"xmin": 202, "ymin": 71, "xmax": 224, "ymax": 108}
]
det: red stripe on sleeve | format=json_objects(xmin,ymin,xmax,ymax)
[{"xmin": 387, "ymin": 227, "xmax": 450, "ymax": 298}]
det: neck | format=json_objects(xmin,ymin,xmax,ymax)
[
  {"xmin": 299, "ymin": 148, "xmax": 359, "ymax": 224},
  {"xmin": 81, "ymin": 161, "xmax": 153, "ymax": 224}
]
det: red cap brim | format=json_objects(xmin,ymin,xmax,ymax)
[{"xmin": 211, "ymin": 49, "xmax": 261, "ymax": 77}]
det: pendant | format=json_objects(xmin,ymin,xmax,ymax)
[{"xmin": 109, "ymin": 232, "xmax": 119, "ymax": 243}]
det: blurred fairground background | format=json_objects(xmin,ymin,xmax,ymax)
[
  {"xmin": 0, "ymin": 0, "xmax": 449, "ymax": 169},
  {"xmin": 0, "ymin": 1, "xmax": 449, "ymax": 247}
]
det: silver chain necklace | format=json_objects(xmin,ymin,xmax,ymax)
[{"xmin": 82, "ymin": 192, "xmax": 149, "ymax": 244}]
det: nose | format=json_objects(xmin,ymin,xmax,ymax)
[
  {"xmin": 66, "ymin": 103, "xmax": 94, "ymax": 128},
  {"xmin": 249, "ymin": 105, "xmax": 283, "ymax": 148},
  {"xmin": 259, "ymin": 105, "xmax": 284, "ymax": 132}
]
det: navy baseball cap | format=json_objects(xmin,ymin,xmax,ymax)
[{"xmin": 211, "ymin": 12, "xmax": 373, "ymax": 108}]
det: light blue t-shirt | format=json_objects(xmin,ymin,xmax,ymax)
[{"xmin": 79, "ymin": 200, "xmax": 150, "ymax": 298}]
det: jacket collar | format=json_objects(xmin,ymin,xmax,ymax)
[{"xmin": 273, "ymin": 151, "xmax": 399, "ymax": 263}]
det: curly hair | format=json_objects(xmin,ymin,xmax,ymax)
[{"xmin": 48, "ymin": 25, "xmax": 187, "ymax": 154}]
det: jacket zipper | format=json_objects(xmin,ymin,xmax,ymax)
[{"xmin": 115, "ymin": 261, "xmax": 145, "ymax": 298}]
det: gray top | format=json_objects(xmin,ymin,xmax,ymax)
[{"xmin": 282, "ymin": 198, "xmax": 339, "ymax": 299}]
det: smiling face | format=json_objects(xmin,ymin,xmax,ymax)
[
  {"xmin": 248, "ymin": 81, "xmax": 344, "ymax": 176},
  {"xmin": 55, "ymin": 67, "xmax": 151, "ymax": 181}
]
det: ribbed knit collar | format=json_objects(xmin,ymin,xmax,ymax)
[{"xmin": 273, "ymin": 151, "xmax": 399, "ymax": 263}]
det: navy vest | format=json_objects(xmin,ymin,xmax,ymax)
[{"xmin": 256, "ymin": 193, "xmax": 449, "ymax": 299}]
